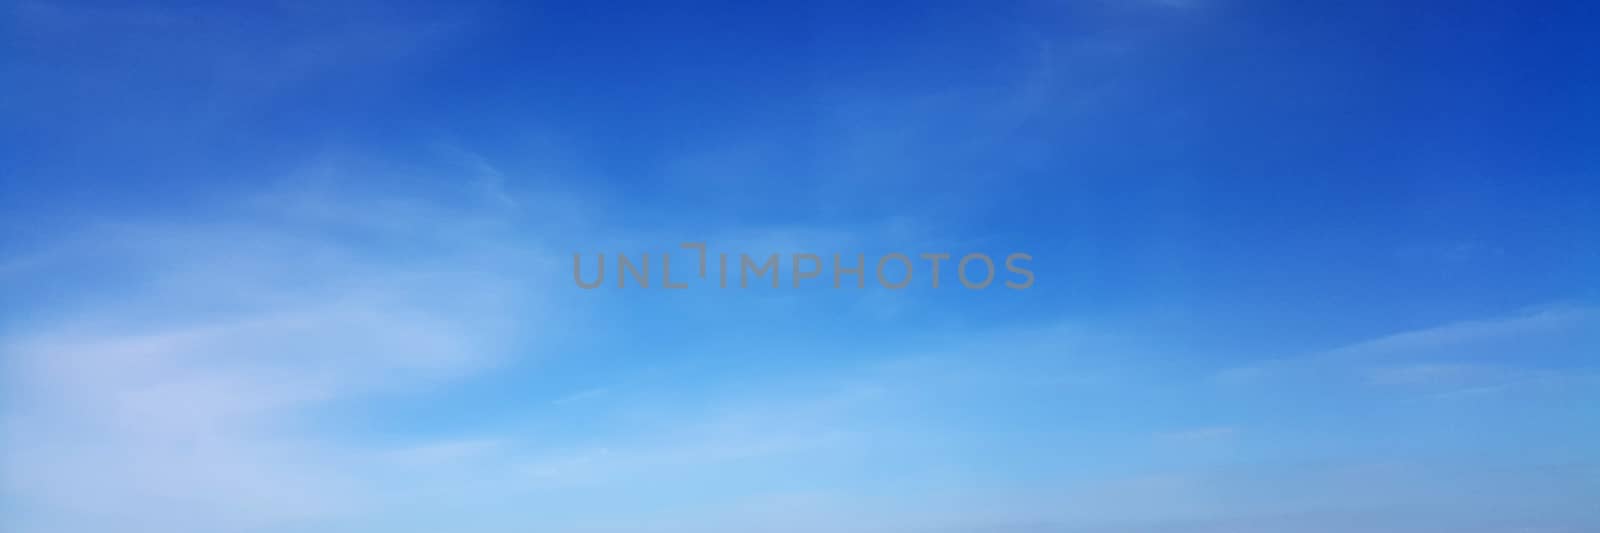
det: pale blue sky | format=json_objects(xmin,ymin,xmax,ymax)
[{"xmin": 2, "ymin": 1, "xmax": 1598, "ymax": 532}]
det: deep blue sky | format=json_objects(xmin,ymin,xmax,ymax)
[{"xmin": 3, "ymin": 1, "xmax": 1598, "ymax": 532}]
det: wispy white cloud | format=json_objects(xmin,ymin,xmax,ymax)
[
  {"xmin": 1359, "ymin": 362, "xmax": 1583, "ymax": 401},
  {"xmin": 1212, "ymin": 305, "xmax": 1600, "ymax": 389},
  {"xmin": 1328, "ymin": 306, "xmax": 1593, "ymax": 359},
  {"xmin": 0, "ymin": 158, "xmax": 558, "ymax": 532}
]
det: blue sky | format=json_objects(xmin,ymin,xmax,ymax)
[{"xmin": 2, "ymin": 1, "xmax": 1598, "ymax": 532}]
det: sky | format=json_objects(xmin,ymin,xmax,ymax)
[{"xmin": 2, "ymin": 1, "xmax": 1598, "ymax": 532}]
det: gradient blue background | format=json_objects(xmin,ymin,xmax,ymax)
[{"xmin": 3, "ymin": 1, "xmax": 1598, "ymax": 532}]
